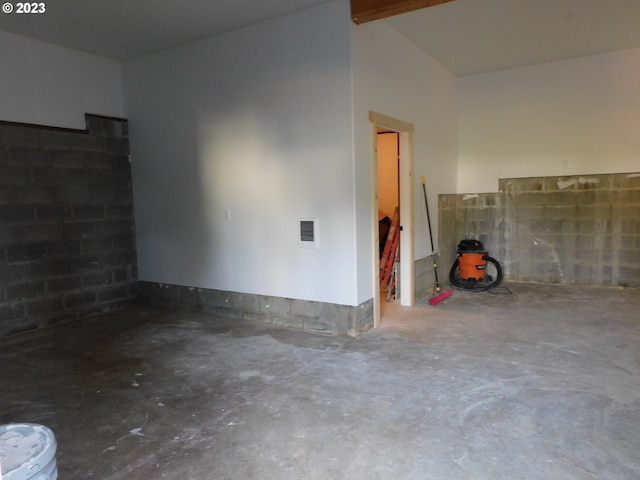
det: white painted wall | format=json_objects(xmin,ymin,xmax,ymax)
[
  {"xmin": 123, "ymin": 1, "xmax": 356, "ymax": 305},
  {"xmin": 352, "ymin": 20, "xmax": 458, "ymax": 302},
  {"xmin": 459, "ymin": 47, "xmax": 640, "ymax": 193},
  {"xmin": 0, "ymin": 31, "xmax": 124, "ymax": 129}
]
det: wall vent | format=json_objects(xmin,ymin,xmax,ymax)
[{"xmin": 299, "ymin": 217, "xmax": 318, "ymax": 248}]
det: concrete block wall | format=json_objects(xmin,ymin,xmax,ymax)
[
  {"xmin": 439, "ymin": 173, "xmax": 640, "ymax": 288},
  {"xmin": 439, "ymin": 192, "xmax": 506, "ymax": 281},
  {"xmin": 139, "ymin": 281, "xmax": 374, "ymax": 337},
  {"xmin": 414, "ymin": 256, "xmax": 437, "ymax": 301},
  {"xmin": 0, "ymin": 115, "xmax": 138, "ymax": 336}
]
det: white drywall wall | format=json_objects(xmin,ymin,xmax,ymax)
[
  {"xmin": 0, "ymin": 31, "xmax": 124, "ymax": 129},
  {"xmin": 352, "ymin": 20, "xmax": 458, "ymax": 301},
  {"xmin": 459, "ymin": 47, "xmax": 640, "ymax": 193},
  {"xmin": 123, "ymin": 1, "xmax": 357, "ymax": 305}
]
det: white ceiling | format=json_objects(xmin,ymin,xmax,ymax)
[
  {"xmin": 1, "ymin": 0, "xmax": 640, "ymax": 75},
  {"xmin": 0, "ymin": 0, "xmax": 332, "ymax": 60},
  {"xmin": 386, "ymin": 0, "xmax": 640, "ymax": 75}
]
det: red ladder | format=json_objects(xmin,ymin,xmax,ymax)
[{"xmin": 380, "ymin": 207, "xmax": 400, "ymax": 287}]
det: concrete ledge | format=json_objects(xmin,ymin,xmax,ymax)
[{"xmin": 139, "ymin": 281, "xmax": 374, "ymax": 337}]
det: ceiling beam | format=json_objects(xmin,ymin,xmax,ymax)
[{"xmin": 351, "ymin": 0, "xmax": 455, "ymax": 24}]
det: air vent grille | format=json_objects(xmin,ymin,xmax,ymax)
[
  {"xmin": 299, "ymin": 218, "xmax": 318, "ymax": 248},
  {"xmin": 300, "ymin": 221, "xmax": 314, "ymax": 242}
]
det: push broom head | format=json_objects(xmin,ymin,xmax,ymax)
[{"xmin": 429, "ymin": 289, "xmax": 452, "ymax": 305}]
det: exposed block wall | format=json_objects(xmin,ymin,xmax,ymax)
[
  {"xmin": 139, "ymin": 281, "xmax": 373, "ymax": 337},
  {"xmin": 414, "ymin": 256, "xmax": 436, "ymax": 301},
  {"xmin": 0, "ymin": 115, "xmax": 138, "ymax": 336},
  {"xmin": 439, "ymin": 173, "xmax": 640, "ymax": 288}
]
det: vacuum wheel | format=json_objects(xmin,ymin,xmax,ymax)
[{"xmin": 449, "ymin": 255, "xmax": 503, "ymax": 291}]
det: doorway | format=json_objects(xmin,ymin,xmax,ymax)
[
  {"xmin": 377, "ymin": 129, "xmax": 399, "ymax": 301},
  {"xmin": 370, "ymin": 112, "xmax": 415, "ymax": 328}
]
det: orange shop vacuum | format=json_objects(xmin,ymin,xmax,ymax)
[{"xmin": 449, "ymin": 239, "xmax": 503, "ymax": 291}]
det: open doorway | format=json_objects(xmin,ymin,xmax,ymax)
[
  {"xmin": 377, "ymin": 129, "xmax": 399, "ymax": 300},
  {"xmin": 370, "ymin": 112, "xmax": 415, "ymax": 328}
]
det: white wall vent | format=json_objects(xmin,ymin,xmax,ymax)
[{"xmin": 299, "ymin": 217, "xmax": 318, "ymax": 248}]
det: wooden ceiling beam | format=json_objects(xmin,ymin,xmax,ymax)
[{"xmin": 351, "ymin": 0, "xmax": 455, "ymax": 24}]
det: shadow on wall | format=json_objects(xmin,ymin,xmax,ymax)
[{"xmin": 439, "ymin": 173, "xmax": 640, "ymax": 288}]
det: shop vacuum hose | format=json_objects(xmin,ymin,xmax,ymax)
[{"xmin": 421, "ymin": 176, "xmax": 453, "ymax": 306}]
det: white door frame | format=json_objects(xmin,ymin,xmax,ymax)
[{"xmin": 370, "ymin": 111, "xmax": 415, "ymax": 328}]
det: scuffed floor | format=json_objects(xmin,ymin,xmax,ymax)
[{"xmin": 1, "ymin": 282, "xmax": 639, "ymax": 479}]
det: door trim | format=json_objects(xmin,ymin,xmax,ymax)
[{"xmin": 369, "ymin": 111, "xmax": 415, "ymax": 328}]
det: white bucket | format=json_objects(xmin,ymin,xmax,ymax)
[{"xmin": 0, "ymin": 424, "xmax": 57, "ymax": 480}]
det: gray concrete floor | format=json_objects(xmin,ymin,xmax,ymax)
[{"xmin": 1, "ymin": 282, "xmax": 639, "ymax": 479}]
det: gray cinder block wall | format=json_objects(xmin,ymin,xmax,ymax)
[
  {"xmin": 439, "ymin": 192, "xmax": 506, "ymax": 280},
  {"xmin": 0, "ymin": 115, "xmax": 138, "ymax": 336},
  {"xmin": 439, "ymin": 173, "xmax": 640, "ymax": 288},
  {"xmin": 138, "ymin": 281, "xmax": 374, "ymax": 337},
  {"xmin": 414, "ymin": 256, "xmax": 437, "ymax": 301}
]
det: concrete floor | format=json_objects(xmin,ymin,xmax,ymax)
[{"xmin": 1, "ymin": 282, "xmax": 639, "ymax": 479}]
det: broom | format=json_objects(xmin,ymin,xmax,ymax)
[{"xmin": 421, "ymin": 175, "xmax": 452, "ymax": 305}]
